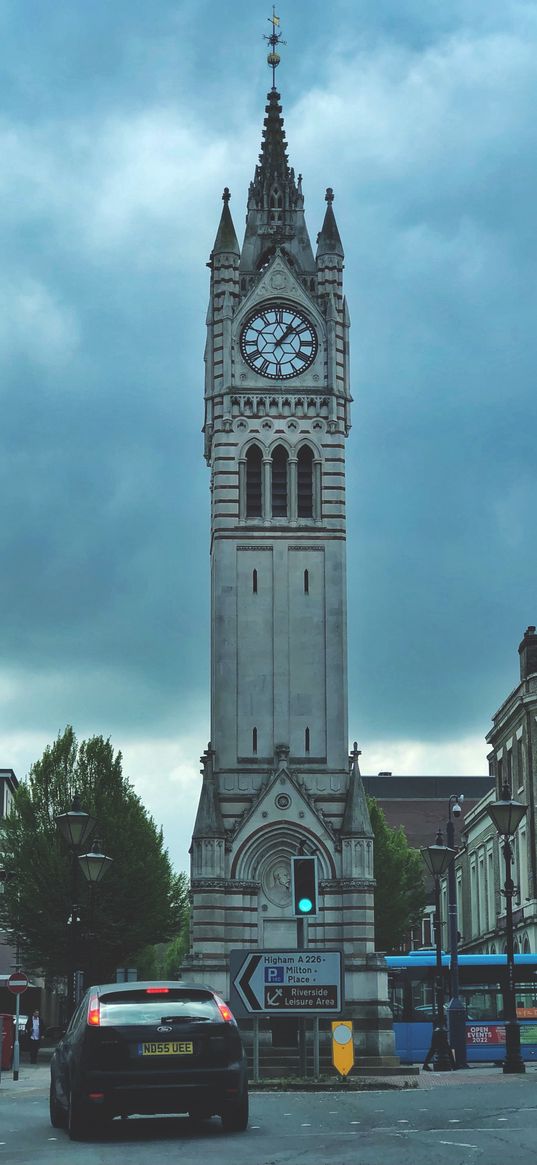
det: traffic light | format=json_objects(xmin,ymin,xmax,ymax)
[{"xmin": 291, "ymin": 856, "xmax": 318, "ymax": 917}]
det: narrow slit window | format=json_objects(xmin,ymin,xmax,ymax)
[
  {"xmin": 252, "ymin": 727, "xmax": 258, "ymax": 754},
  {"xmin": 246, "ymin": 445, "xmax": 262, "ymax": 517},
  {"xmin": 297, "ymin": 446, "xmax": 314, "ymax": 518},
  {"xmin": 271, "ymin": 445, "xmax": 288, "ymax": 518},
  {"xmin": 304, "ymin": 569, "xmax": 309, "ymax": 594},
  {"xmin": 253, "ymin": 569, "xmax": 258, "ymax": 593},
  {"xmin": 305, "ymin": 727, "xmax": 310, "ymax": 754}
]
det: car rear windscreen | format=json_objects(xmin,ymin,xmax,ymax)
[{"xmin": 97, "ymin": 989, "xmax": 221, "ymax": 1027}]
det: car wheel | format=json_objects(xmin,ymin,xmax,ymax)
[
  {"xmin": 49, "ymin": 1083, "xmax": 67, "ymax": 1129},
  {"xmin": 68, "ymin": 1088, "xmax": 88, "ymax": 1141},
  {"xmin": 221, "ymin": 1090, "xmax": 248, "ymax": 1133}
]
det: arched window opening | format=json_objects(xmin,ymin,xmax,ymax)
[
  {"xmin": 304, "ymin": 569, "xmax": 309, "ymax": 594},
  {"xmin": 252, "ymin": 727, "xmax": 258, "ymax": 754},
  {"xmin": 253, "ymin": 569, "xmax": 258, "ymax": 594},
  {"xmin": 523, "ymin": 937, "xmax": 531, "ymax": 953},
  {"xmin": 271, "ymin": 445, "xmax": 288, "ymax": 518},
  {"xmin": 297, "ymin": 446, "xmax": 314, "ymax": 518},
  {"xmin": 246, "ymin": 445, "xmax": 262, "ymax": 517},
  {"xmin": 270, "ymin": 185, "xmax": 283, "ymax": 224},
  {"xmin": 305, "ymin": 727, "xmax": 310, "ymax": 754}
]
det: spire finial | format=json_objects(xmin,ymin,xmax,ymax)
[
  {"xmin": 326, "ymin": 187, "xmax": 334, "ymax": 204},
  {"xmin": 264, "ymin": 7, "xmax": 286, "ymax": 88},
  {"xmin": 222, "ymin": 187, "xmax": 231, "ymax": 203}
]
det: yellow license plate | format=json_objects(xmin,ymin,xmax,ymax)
[{"xmin": 138, "ymin": 1041, "xmax": 193, "ymax": 1056}]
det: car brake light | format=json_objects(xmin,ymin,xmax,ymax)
[
  {"xmin": 215, "ymin": 995, "xmax": 235, "ymax": 1023},
  {"xmin": 146, "ymin": 986, "xmax": 170, "ymax": 994},
  {"xmin": 87, "ymin": 993, "xmax": 100, "ymax": 1026}
]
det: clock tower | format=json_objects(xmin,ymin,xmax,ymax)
[{"xmin": 186, "ymin": 20, "xmax": 394, "ymax": 1064}]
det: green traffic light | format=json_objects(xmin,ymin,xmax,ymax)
[{"xmin": 298, "ymin": 897, "xmax": 313, "ymax": 914}]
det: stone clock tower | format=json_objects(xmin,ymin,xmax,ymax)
[{"xmin": 186, "ymin": 25, "xmax": 394, "ymax": 1062}]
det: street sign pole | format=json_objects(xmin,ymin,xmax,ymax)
[
  {"xmin": 13, "ymin": 993, "xmax": 20, "ymax": 1080},
  {"xmin": 297, "ymin": 917, "xmax": 306, "ymax": 1077},
  {"xmin": 7, "ymin": 971, "xmax": 29, "ymax": 1082}
]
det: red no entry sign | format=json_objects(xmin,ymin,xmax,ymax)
[{"xmin": 7, "ymin": 971, "xmax": 28, "ymax": 995}]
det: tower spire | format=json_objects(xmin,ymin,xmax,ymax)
[{"xmin": 264, "ymin": 7, "xmax": 286, "ymax": 89}]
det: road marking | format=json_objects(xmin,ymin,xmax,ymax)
[
  {"xmin": 449, "ymin": 1118, "xmax": 461, "ymax": 1122},
  {"xmin": 250, "ymin": 1125, "xmax": 260, "ymax": 1129},
  {"xmin": 439, "ymin": 1142, "xmax": 478, "ymax": 1149},
  {"xmin": 301, "ymin": 1122, "xmax": 311, "ymax": 1126},
  {"xmin": 498, "ymin": 1118, "xmax": 508, "ymax": 1121},
  {"xmin": 350, "ymin": 1121, "xmax": 360, "ymax": 1125}
]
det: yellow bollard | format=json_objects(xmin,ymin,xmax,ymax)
[{"xmin": 331, "ymin": 1020, "xmax": 354, "ymax": 1077}]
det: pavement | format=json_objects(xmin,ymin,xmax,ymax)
[{"xmin": 3, "ymin": 1057, "xmax": 537, "ymax": 1094}]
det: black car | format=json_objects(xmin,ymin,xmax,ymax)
[{"xmin": 49, "ymin": 981, "xmax": 249, "ymax": 1139}]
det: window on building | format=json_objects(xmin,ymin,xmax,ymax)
[
  {"xmin": 246, "ymin": 445, "xmax": 263, "ymax": 517},
  {"xmin": 517, "ymin": 737, "xmax": 525, "ymax": 792},
  {"xmin": 497, "ymin": 756, "xmax": 503, "ymax": 792},
  {"xmin": 252, "ymin": 569, "xmax": 258, "ymax": 594},
  {"xmin": 305, "ymin": 727, "xmax": 310, "ymax": 754},
  {"xmin": 297, "ymin": 445, "xmax": 314, "ymax": 518},
  {"xmin": 304, "ymin": 569, "xmax": 309, "ymax": 594},
  {"xmin": 271, "ymin": 445, "xmax": 288, "ymax": 518},
  {"xmin": 252, "ymin": 727, "xmax": 258, "ymax": 754}
]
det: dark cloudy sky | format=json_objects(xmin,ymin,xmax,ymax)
[{"xmin": 2, "ymin": 1, "xmax": 536, "ymax": 872}]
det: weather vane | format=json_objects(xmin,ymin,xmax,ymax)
[{"xmin": 264, "ymin": 7, "xmax": 286, "ymax": 88}]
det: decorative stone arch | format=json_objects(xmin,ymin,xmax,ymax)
[
  {"xmin": 241, "ymin": 440, "xmax": 264, "ymax": 519},
  {"xmin": 231, "ymin": 821, "xmax": 336, "ymax": 883},
  {"xmin": 296, "ymin": 440, "xmax": 321, "ymax": 521}
]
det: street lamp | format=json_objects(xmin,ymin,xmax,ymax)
[
  {"xmin": 55, "ymin": 795, "xmax": 97, "ymax": 1010},
  {"xmin": 446, "ymin": 794, "xmax": 467, "ymax": 1068},
  {"xmin": 487, "ymin": 782, "xmax": 528, "ymax": 1074},
  {"xmin": 77, "ymin": 839, "xmax": 113, "ymax": 987},
  {"xmin": 421, "ymin": 829, "xmax": 456, "ymax": 1071}
]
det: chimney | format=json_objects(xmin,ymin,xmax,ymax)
[{"xmin": 518, "ymin": 626, "xmax": 537, "ymax": 680}]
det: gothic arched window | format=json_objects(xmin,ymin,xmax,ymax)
[
  {"xmin": 297, "ymin": 445, "xmax": 314, "ymax": 518},
  {"xmin": 271, "ymin": 445, "xmax": 288, "ymax": 518},
  {"xmin": 246, "ymin": 445, "xmax": 262, "ymax": 517},
  {"xmin": 270, "ymin": 185, "xmax": 283, "ymax": 224}
]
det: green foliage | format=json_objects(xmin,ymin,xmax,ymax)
[
  {"xmin": 0, "ymin": 727, "xmax": 189, "ymax": 984},
  {"xmin": 367, "ymin": 797, "xmax": 427, "ymax": 953}
]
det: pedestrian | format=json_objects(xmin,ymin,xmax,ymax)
[{"xmin": 25, "ymin": 1009, "xmax": 44, "ymax": 1064}]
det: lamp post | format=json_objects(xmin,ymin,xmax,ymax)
[
  {"xmin": 77, "ymin": 839, "xmax": 113, "ymax": 987},
  {"xmin": 421, "ymin": 829, "xmax": 456, "ymax": 1071},
  {"xmin": 487, "ymin": 782, "xmax": 528, "ymax": 1074},
  {"xmin": 55, "ymin": 795, "xmax": 96, "ymax": 1011},
  {"xmin": 446, "ymin": 794, "xmax": 467, "ymax": 1068}
]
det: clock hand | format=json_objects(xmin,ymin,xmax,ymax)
[{"xmin": 278, "ymin": 322, "xmax": 295, "ymax": 345}]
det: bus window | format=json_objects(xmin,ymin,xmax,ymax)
[
  {"xmin": 388, "ymin": 977, "xmax": 406, "ymax": 1021},
  {"xmin": 411, "ymin": 979, "xmax": 435, "ymax": 1021},
  {"xmin": 515, "ymin": 983, "xmax": 537, "ymax": 1018},
  {"xmin": 461, "ymin": 987, "xmax": 503, "ymax": 1021}
]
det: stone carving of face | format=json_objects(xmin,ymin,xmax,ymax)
[{"xmin": 264, "ymin": 859, "xmax": 292, "ymax": 907}]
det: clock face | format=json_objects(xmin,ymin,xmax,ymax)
[{"xmin": 240, "ymin": 305, "xmax": 318, "ymax": 380}]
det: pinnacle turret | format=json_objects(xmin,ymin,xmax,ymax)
[
  {"xmin": 212, "ymin": 188, "xmax": 240, "ymax": 257},
  {"xmin": 316, "ymin": 188, "xmax": 344, "ymax": 259},
  {"xmin": 341, "ymin": 743, "xmax": 373, "ymax": 837}
]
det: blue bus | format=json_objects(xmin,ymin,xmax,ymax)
[{"xmin": 386, "ymin": 951, "xmax": 537, "ymax": 1064}]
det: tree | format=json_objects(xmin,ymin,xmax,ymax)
[
  {"xmin": 367, "ymin": 797, "xmax": 427, "ymax": 953},
  {"xmin": 0, "ymin": 727, "xmax": 188, "ymax": 985}
]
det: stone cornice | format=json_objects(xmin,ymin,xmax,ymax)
[{"xmin": 191, "ymin": 878, "xmax": 260, "ymax": 892}]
